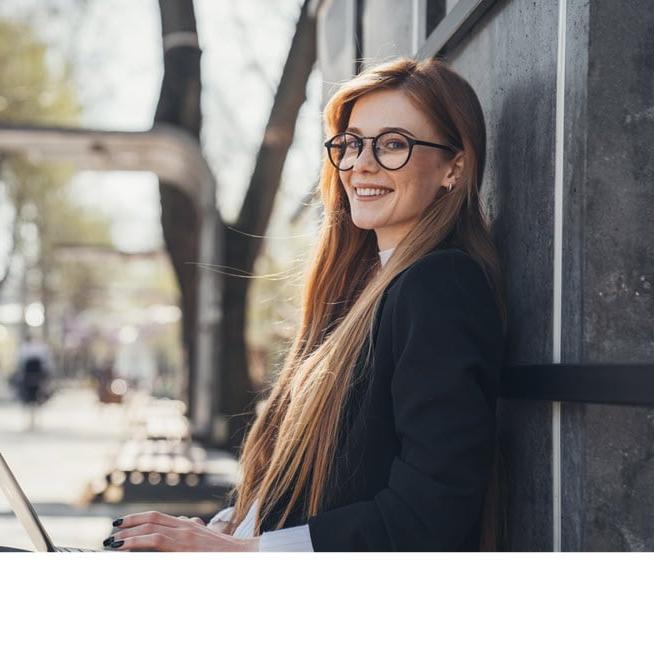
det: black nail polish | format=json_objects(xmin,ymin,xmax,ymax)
[
  {"xmin": 110, "ymin": 540, "xmax": 124, "ymax": 549},
  {"xmin": 112, "ymin": 518, "xmax": 123, "ymax": 527},
  {"xmin": 103, "ymin": 536, "xmax": 115, "ymax": 547}
]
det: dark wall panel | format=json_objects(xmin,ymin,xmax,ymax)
[
  {"xmin": 447, "ymin": 0, "xmax": 560, "ymax": 550},
  {"xmin": 581, "ymin": 0, "xmax": 654, "ymax": 551}
]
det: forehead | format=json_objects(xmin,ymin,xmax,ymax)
[{"xmin": 347, "ymin": 88, "xmax": 436, "ymax": 137}]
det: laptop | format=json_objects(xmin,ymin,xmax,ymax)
[{"xmin": 0, "ymin": 452, "xmax": 103, "ymax": 552}]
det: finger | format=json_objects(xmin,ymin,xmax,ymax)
[
  {"xmin": 113, "ymin": 510, "xmax": 187, "ymax": 530},
  {"xmin": 113, "ymin": 533, "xmax": 176, "ymax": 552},
  {"xmin": 111, "ymin": 523, "xmax": 184, "ymax": 544}
]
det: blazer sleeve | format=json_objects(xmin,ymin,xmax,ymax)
[{"xmin": 307, "ymin": 250, "xmax": 505, "ymax": 551}]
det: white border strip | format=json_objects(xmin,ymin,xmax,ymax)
[{"xmin": 552, "ymin": 0, "xmax": 567, "ymax": 552}]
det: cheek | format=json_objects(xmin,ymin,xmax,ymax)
[
  {"xmin": 339, "ymin": 171, "xmax": 351, "ymax": 193},
  {"xmin": 395, "ymin": 178, "xmax": 440, "ymax": 215}
]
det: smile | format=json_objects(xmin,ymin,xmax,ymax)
[{"xmin": 354, "ymin": 187, "xmax": 393, "ymax": 198}]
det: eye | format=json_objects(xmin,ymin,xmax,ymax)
[
  {"xmin": 377, "ymin": 133, "xmax": 410, "ymax": 151},
  {"xmin": 343, "ymin": 135, "xmax": 360, "ymax": 150},
  {"xmin": 385, "ymin": 139, "xmax": 407, "ymax": 150},
  {"xmin": 331, "ymin": 134, "xmax": 359, "ymax": 150}
]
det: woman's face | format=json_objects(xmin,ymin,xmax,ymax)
[{"xmin": 338, "ymin": 87, "xmax": 463, "ymax": 251}]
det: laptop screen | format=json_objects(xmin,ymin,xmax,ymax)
[{"xmin": 0, "ymin": 452, "xmax": 54, "ymax": 552}]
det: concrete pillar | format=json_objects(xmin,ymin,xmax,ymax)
[
  {"xmin": 568, "ymin": 0, "xmax": 654, "ymax": 551},
  {"xmin": 446, "ymin": 0, "xmax": 654, "ymax": 550}
]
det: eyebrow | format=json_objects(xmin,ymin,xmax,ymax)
[{"xmin": 346, "ymin": 126, "xmax": 417, "ymax": 137}]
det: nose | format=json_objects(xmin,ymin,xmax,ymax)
[{"xmin": 352, "ymin": 139, "xmax": 379, "ymax": 173}]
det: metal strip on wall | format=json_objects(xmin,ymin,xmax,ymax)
[
  {"xmin": 500, "ymin": 364, "xmax": 654, "ymax": 407},
  {"xmin": 553, "ymin": 0, "xmax": 568, "ymax": 552}
]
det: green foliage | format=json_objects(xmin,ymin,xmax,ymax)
[
  {"xmin": 0, "ymin": 19, "xmax": 80, "ymax": 125},
  {"xmin": 0, "ymin": 17, "xmax": 113, "ymax": 327},
  {"xmin": 0, "ymin": 15, "xmax": 183, "ymax": 391}
]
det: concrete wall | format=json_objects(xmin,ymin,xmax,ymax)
[
  {"xmin": 316, "ymin": 0, "xmax": 654, "ymax": 551},
  {"xmin": 576, "ymin": 0, "xmax": 654, "ymax": 550}
]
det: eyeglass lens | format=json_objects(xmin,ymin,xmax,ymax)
[{"xmin": 328, "ymin": 132, "xmax": 411, "ymax": 170}]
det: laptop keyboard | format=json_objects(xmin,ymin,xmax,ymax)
[{"xmin": 54, "ymin": 546, "xmax": 100, "ymax": 552}]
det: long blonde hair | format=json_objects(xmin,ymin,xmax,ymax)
[{"xmin": 225, "ymin": 56, "xmax": 508, "ymax": 541}]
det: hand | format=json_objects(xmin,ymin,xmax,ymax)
[
  {"xmin": 206, "ymin": 519, "xmax": 229, "ymax": 534},
  {"xmin": 104, "ymin": 511, "xmax": 261, "ymax": 552},
  {"xmin": 180, "ymin": 515, "xmax": 237, "ymax": 536}
]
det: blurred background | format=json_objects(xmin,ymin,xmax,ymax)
[{"xmin": 0, "ymin": 0, "xmax": 322, "ymax": 550}]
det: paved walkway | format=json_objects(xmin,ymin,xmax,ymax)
[{"xmin": 0, "ymin": 385, "xmax": 235, "ymax": 551}]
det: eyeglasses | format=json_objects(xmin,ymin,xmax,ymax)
[{"xmin": 324, "ymin": 130, "xmax": 456, "ymax": 171}]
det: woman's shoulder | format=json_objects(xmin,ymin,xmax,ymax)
[
  {"xmin": 404, "ymin": 246, "xmax": 476, "ymax": 273},
  {"xmin": 381, "ymin": 247, "xmax": 504, "ymax": 351},
  {"xmin": 387, "ymin": 247, "xmax": 490, "ymax": 299}
]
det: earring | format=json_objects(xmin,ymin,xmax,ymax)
[{"xmin": 447, "ymin": 183, "xmax": 453, "ymax": 192}]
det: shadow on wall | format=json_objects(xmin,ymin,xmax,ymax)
[{"xmin": 490, "ymin": 79, "xmax": 558, "ymax": 552}]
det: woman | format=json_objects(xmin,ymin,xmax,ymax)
[{"xmin": 105, "ymin": 56, "xmax": 508, "ymax": 552}]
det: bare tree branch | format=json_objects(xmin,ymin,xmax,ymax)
[{"xmin": 231, "ymin": 0, "xmax": 317, "ymax": 271}]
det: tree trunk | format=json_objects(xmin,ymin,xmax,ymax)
[
  {"xmin": 155, "ymin": 0, "xmax": 202, "ymax": 417},
  {"xmin": 154, "ymin": 0, "xmax": 317, "ymax": 452},
  {"xmin": 221, "ymin": 0, "xmax": 317, "ymax": 454}
]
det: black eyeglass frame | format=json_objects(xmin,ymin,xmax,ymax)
[{"xmin": 323, "ymin": 130, "xmax": 456, "ymax": 171}]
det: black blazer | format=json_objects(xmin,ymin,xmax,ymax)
[{"xmin": 259, "ymin": 246, "xmax": 506, "ymax": 551}]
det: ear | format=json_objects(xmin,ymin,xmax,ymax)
[{"xmin": 442, "ymin": 151, "xmax": 465, "ymax": 189}]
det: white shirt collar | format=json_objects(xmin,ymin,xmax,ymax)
[{"xmin": 378, "ymin": 247, "xmax": 395, "ymax": 268}]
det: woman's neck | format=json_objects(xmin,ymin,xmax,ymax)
[{"xmin": 378, "ymin": 246, "xmax": 395, "ymax": 268}]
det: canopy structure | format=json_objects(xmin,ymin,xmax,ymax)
[{"xmin": 0, "ymin": 123, "xmax": 222, "ymax": 440}]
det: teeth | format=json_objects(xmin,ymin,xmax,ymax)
[{"xmin": 355, "ymin": 187, "xmax": 392, "ymax": 197}]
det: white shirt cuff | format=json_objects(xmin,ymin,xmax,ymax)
[
  {"xmin": 258, "ymin": 524, "xmax": 314, "ymax": 552},
  {"xmin": 207, "ymin": 505, "xmax": 235, "ymax": 527}
]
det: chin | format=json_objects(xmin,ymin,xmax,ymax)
[{"xmin": 351, "ymin": 211, "xmax": 388, "ymax": 232}]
